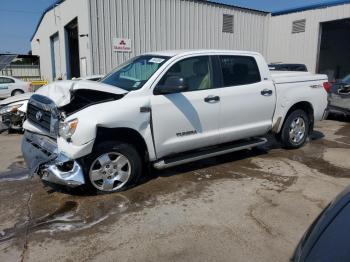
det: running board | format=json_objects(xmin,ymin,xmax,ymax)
[{"xmin": 153, "ymin": 137, "xmax": 267, "ymax": 170}]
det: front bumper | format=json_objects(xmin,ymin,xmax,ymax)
[{"xmin": 22, "ymin": 131, "xmax": 85, "ymax": 187}]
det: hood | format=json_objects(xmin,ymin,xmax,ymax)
[
  {"xmin": 35, "ymin": 80, "xmax": 127, "ymax": 107},
  {"xmin": 0, "ymin": 92, "xmax": 34, "ymax": 106}
]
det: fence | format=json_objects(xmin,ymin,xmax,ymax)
[{"xmin": 0, "ymin": 64, "xmax": 41, "ymax": 81}]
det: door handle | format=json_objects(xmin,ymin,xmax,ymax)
[
  {"xmin": 204, "ymin": 95, "xmax": 220, "ymax": 103},
  {"xmin": 261, "ymin": 89, "xmax": 273, "ymax": 96}
]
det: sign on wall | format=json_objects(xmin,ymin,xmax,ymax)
[{"xmin": 113, "ymin": 38, "xmax": 132, "ymax": 52}]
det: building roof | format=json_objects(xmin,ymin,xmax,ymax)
[
  {"xmin": 145, "ymin": 49, "xmax": 260, "ymax": 57},
  {"xmin": 30, "ymin": 0, "xmax": 64, "ymax": 41},
  {"xmin": 273, "ymin": 0, "xmax": 350, "ymax": 16},
  {"xmin": 0, "ymin": 54, "xmax": 17, "ymax": 70},
  {"xmin": 203, "ymin": 1, "xmax": 269, "ymax": 14},
  {"xmin": 30, "ymin": 0, "xmax": 268, "ymax": 42}
]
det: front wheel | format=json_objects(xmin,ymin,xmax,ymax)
[
  {"xmin": 279, "ymin": 109, "xmax": 310, "ymax": 149},
  {"xmin": 84, "ymin": 141, "xmax": 142, "ymax": 193}
]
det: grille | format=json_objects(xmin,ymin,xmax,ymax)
[{"xmin": 27, "ymin": 103, "xmax": 52, "ymax": 132}]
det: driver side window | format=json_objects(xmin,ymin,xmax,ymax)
[{"xmin": 159, "ymin": 56, "xmax": 212, "ymax": 92}]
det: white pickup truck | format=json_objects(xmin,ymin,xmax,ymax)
[{"xmin": 22, "ymin": 50, "xmax": 329, "ymax": 193}]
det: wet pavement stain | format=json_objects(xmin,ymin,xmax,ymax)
[
  {"xmin": 0, "ymin": 161, "xmax": 28, "ymax": 182},
  {"xmin": 0, "ymin": 121, "xmax": 349, "ymax": 246}
]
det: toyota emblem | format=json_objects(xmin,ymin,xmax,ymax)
[{"xmin": 36, "ymin": 111, "xmax": 43, "ymax": 121}]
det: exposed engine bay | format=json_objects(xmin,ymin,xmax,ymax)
[{"xmin": 59, "ymin": 89, "xmax": 125, "ymax": 116}]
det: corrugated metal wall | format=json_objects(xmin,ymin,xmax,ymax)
[
  {"xmin": 89, "ymin": 0, "xmax": 270, "ymax": 74},
  {"xmin": 267, "ymin": 3, "xmax": 350, "ymax": 73}
]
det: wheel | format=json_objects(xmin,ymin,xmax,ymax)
[
  {"xmin": 84, "ymin": 141, "xmax": 142, "ymax": 193},
  {"xmin": 12, "ymin": 90, "xmax": 24, "ymax": 96},
  {"xmin": 279, "ymin": 109, "xmax": 309, "ymax": 149}
]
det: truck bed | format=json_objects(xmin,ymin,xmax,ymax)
[{"xmin": 271, "ymin": 71, "xmax": 328, "ymax": 84}]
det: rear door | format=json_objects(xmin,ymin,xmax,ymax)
[
  {"xmin": 216, "ymin": 55, "xmax": 276, "ymax": 143},
  {"xmin": 0, "ymin": 77, "xmax": 13, "ymax": 98},
  {"xmin": 151, "ymin": 55, "xmax": 221, "ymax": 158}
]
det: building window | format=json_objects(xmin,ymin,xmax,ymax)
[
  {"xmin": 292, "ymin": 19, "xmax": 306, "ymax": 33},
  {"xmin": 222, "ymin": 14, "xmax": 234, "ymax": 33}
]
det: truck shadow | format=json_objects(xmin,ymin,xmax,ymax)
[
  {"xmin": 327, "ymin": 114, "xmax": 350, "ymax": 123},
  {"xmin": 140, "ymin": 130, "xmax": 326, "ymax": 184}
]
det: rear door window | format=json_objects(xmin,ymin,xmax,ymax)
[
  {"xmin": 219, "ymin": 56, "xmax": 261, "ymax": 87},
  {"xmin": 0, "ymin": 77, "xmax": 14, "ymax": 84}
]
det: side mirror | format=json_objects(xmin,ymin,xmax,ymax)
[{"xmin": 154, "ymin": 76, "xmax": 187, "ymax": 95}]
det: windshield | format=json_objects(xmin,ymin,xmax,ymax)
[
  {"xmin": 101, "ymin": 55, "xmax": 170, "ymax": 91},
  {"xmin": 342, "ymin": 74, "xmax": 350, "ymax": 84}
]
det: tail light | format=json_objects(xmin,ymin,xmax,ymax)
[{"xmin": 323, "ymin": 82, "xmax": 332, "ymax": 93}]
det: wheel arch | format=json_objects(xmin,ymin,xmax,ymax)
[
  {"xmin": 93, "ymin": 127, "xmax": 150, "ymax": 163},
  {"xmin": 277, "ymin": 101, "xmax": 314, "ymax": 135},
  {"xmin": 11, "ymin": 89, "xmax": 24, "ymax": 96}
]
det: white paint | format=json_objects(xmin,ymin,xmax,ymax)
[{"xmin": 24, "ymin": 50, "xmax": 328, "ymax": 162}]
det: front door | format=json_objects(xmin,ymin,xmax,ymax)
[
  {"xmin": 151, "ymin": 56, "xmax": 220, "ymax": 158},
  {"xmin": 216, "ymin": 55, "xmax": 276, "ymax": 143}
]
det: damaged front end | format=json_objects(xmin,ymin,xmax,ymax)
[
  {"xmin": 22, "ymin": 131, "xmax": 85, "ymax": 187},
  {"xmin": 22, "ymin": 80, "xmax": 127, "ymax": 187},
  {"xmin": 23, "ymin": 93, "xmax": 85, "ymax": 187}
]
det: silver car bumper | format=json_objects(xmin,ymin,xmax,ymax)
[{"xmin": 22, "ymin": 131, "xmax": 85, "ymax": 187}]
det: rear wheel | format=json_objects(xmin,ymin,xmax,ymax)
[
  {"xmin": 11, "ymin": 90, "xmax": 24, "ymax": 96},
  {"xmin": 84, "ymin": 141, "xmax": 142, "ymax": 193},
  {"xmin": 279, "ymin": 109, "xmax": 310, "ymax": 149}
]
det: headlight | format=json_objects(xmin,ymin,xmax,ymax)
[
  {"xmin": 59, "ymin": 119, "xmax": 78, "ymax": 139},
  {"xmin": 0, "ymin": 104, "xmax": 23, "ymax": 115}
]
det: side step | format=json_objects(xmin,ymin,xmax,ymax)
[{"xmin": 153, "ymin": 137, "xmax": 267, "ymax": 170}]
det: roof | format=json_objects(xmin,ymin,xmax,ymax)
[
  {"xmin": 145, "ymin": 49, "xmax": 261, "ymax": 57},
  {"xmin": 30, "ymin": 0, "xmax": 268, "ymax": 42},
  {"xmin": 203, "ymin": 1, "xmax": 269, "ymax": 14},
  {"xmin": 273, "ymin": 0, "xmax": 350, "ymax": 16},
  {"xmin": 30, "ymin": 0, "xmax": 64, "ymax": 41},
  {"xmin": 0, "ymin": 54, "xmax": 17, "ymax": 70}
]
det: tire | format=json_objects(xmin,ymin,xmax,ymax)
[
  {"xmin": 12, "ymin": 90, "xmax": 24, "ymax": 96},
  {"xmin": 83, "ymin": 141, "xmax": 142, "ymax": 194},
  {"xmin": 279, "ymin": 109, "xmax": 310, "ymax": 149}
]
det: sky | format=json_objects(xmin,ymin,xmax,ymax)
[{"xmin": 0, "ymin": 0, "xmax": 344, "ymax": 54}]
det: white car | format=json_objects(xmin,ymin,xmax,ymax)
[
  {"xmin": 21, "ymin": 50, "xmax": 329, "ymax": 193},
  {"xmin": 0, "ymin": 76, "xmax": 31, "ymax": 98}
]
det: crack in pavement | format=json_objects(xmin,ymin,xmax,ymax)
[{"xmin": 20, "ymin": 192, "xmax": 32, "ymax": 262}]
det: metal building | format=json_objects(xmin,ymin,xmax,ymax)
[
  {"xmin": 31, "ymin": 0, "xmax": 270, "ymax": 82},
  {"xmin": 267, "ymin": 0, "xmax": 350, "ymax": 80}
]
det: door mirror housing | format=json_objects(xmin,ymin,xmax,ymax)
[{"xmin": 154, "ymin": 76, "xmax": 187, "ymax": 95}]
